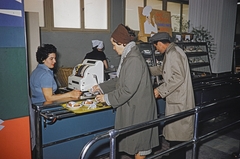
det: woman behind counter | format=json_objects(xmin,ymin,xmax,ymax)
[
  {"xmin": 30, "ymin": 44, "xmax": 82, "ymax": 104},
  {"xmin": 92, "ymin": 24, "xmax": 159, "ymax": 159},
  {"xmin": 83, "ymin": 40, "xmax": 109, "ymax": 70}
]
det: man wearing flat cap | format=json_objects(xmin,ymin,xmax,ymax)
[
  {"xmin": 149, "ymin": 32, "xmax": 195, "ymax": 159},
  {"xmin": 91, "ymin": 24, "xmax": 159, "ymax": 159}
]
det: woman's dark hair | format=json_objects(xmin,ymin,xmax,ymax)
[
  {"xmin": 36, "ymin": 44, "xmax": 57, "ymax": 64},
  {"xmin": 124, "ymin": 25, "xmax": 136, "ymax": 38}
]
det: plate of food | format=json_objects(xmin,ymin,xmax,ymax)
[
  {"xmin": 82, "ymin": 99, "xmax": 96, "ymax": 106},
  {"xmin": 82, "ymin": 99, "xmax": 97, "ymax": 109},
  {"xmin": 66, "ymin": 101, "xmax": 82, "ymax": 110}
]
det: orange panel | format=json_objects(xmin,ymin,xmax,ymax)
[{"xmin": 0, "ymin": 116, "xmax": 31, "ymax": 159}]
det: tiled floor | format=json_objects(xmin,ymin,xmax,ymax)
[
  {"xmin": 97, "ymin": 121, "xmax": 240, "ymax": 159},
  {"xmin": 185, "ymin": 128, "xmax": 240, "ymax": 159}
]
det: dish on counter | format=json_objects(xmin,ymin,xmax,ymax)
[
  {"xmin": 82, "ymin": 99, "xmax": 96, "ymax": 105},
  {"xmin": 66, "ymin": 101, "xmax": 82, "ymax": 110},
  {"xmin": 83, "ymin": 92, "xmax": 93, "ymax": 97},
  {"xmin": 82, "ymin": 99, "xmax": 97, "ymax": 109}
]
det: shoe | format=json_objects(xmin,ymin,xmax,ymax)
[{"xmin": 232, "ymin": 152, "xmax": 240, "ymax": 159}]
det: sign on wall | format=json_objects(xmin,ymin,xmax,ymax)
[
  {"xmin": 0, "ymin": 0, "xmax": 24, "ymax": 27},
  {"xmin": 138, "ymin": 6, "xmax": 172, "ymax": 41}
]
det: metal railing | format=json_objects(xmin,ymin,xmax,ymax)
[{"xmin": 79, "ymin": 95, "xmax": 240, "ymax": 159}]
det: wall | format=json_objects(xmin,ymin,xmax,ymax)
[
  {"xmin": 189, "ymin": 0, "xmax": 237, "ymax": 73},
  {"xmin": 41, "ymin": 0, "xmax": 125, "ymax": 69},
  {"xmin": 24, "ymin": 0, "xmax": 44, "ymax": 27},
  {"xmin": 25, "ymin": 12, "xmax": 40, "ymax": 74},
  {"xmin": 0, "ymin": 0, "xmax": 31, "ymax": 158}
]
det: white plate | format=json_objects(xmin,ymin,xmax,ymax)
[
  {"xmin": 66, "ymin": 101, "xmax": 82, "ymax": 110},
  {"xmin": 83, "ymin": 92, "xmax": 93, "ymax": 97},
  {"xmin": 82, "ymin": 99, "xmax": 96, "ymax": 106},
  {"xmin": 82, "ymin": 99, "xmax": 98, "ymax": 109}
]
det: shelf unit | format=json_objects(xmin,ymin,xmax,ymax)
[
  {"xmin": 137, "ymin": 42, "xmax": 164, "ymax": 67},
  {"xmin": 137, "ymin": 42, "xmax": 164, "ymax": 85},
  {"xmin": 176, "ymin": 42, "xmax": 212, "ymax": 79}
]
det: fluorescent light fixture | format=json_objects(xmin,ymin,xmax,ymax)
[{"xmin": 238, "ymin": 2, "xmax": 240, "ymax": 5}]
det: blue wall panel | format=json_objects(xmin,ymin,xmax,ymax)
[
  {"xmin": 0, "ymin": 0, "xmax": 24, "ymax": 27},
  {"xmin": 0, "ymin": 27, "xmax": 25, "ymax": 47}
]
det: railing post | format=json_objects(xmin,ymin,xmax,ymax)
[
  {"xmin": 109, "ymin": 129, "xmax": 119, "ymax": 159},
  {"xmin": 192, "ymin": 106, "xmax": 200, "ymax": 159}
]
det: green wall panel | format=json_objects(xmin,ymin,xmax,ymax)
[{"xmin": 0, "ymin": 47, "xmax": 29, "ymax": 120}]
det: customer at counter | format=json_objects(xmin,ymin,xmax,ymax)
[
  {"xmin": 30, "ymin": 44, "xmax": 82, "ymax": 104},
  {"xmin": 83, "ymin": 40, "xmax": 109, "ymax": 70},
  {"xmin": 91, "ymin": 24, "xmax": 159, "ymax": 159},
  {"xmin": 149, "ymin": 32, "xmax": 195, "ymax": 159}
]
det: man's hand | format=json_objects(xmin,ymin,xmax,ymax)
[{"xmin": 154, "ymin": 88, "xmax": 161, "ymax": 99}]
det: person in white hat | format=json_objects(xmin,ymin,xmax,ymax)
[
  {"xmin": 83, "ymin": 40, "xmax": 109, "ymax": 70},
  {"xmin": 142, "ymin": 6, "xmax": 158, "ymax": 35}
]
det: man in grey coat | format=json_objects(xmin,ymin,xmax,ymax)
[
  {"xmin": 92, "ymin": 24, "xmax": 159, "ymax": 159},
  {"xmin": 149, "ymin": 32, "xmax": 195, "ymax": 159}
]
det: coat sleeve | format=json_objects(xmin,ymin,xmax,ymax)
[
  {"xmin": 106, "ymin": 57, "xmax": 144, "ymax": 108},
  {"xmin": 99, "ymin": 77, "xmax": 117, "ymax": 93},
  {"xmin": 157, "ymin": 51, "xmax": 186, "ymax": 98},
  {"xmin": 149, "ymin": 65, "xmax": 163, "ymax": 76}
]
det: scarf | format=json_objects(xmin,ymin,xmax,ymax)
[{"xmin": 116, "ymin": 41, "xmax": 136, "ymax": 77}]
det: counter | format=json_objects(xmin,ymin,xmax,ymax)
[
  {"xmin": 33, "ymin": 98, "xmax": 115, "ymax": 159},
  {"xmin": 33, "ymin": 73, "xmax": 240, "ymax": 159}
]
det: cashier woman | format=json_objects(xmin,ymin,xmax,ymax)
[
  {"xmin": 91, "ymin": 24, "xmax": 159, "ymax": 159},
  {"xmin": 30, "ymin": 44, "xmax": 82, "ymax": 104}
]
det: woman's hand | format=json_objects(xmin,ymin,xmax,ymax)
[
  {"xmin": 154, "ymin": 88, "xmax": 161, "ymax": 99},
  {"xmin": 42, "ymin": 88, "xmax": 82, "ymax": 102},
  {"xmin": 95, "ymin": 94, "xmax": 105, "ymax": 103},
  {"xmin": 69, "ymin": 89, "xmax": 82, "ymax": 99},
  {"xmin": 90, "ymin": 85, "xmax": 102, "ymax": 94}
]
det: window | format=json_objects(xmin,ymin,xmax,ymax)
[
  {"xmin": 84, "ymin": 0, "xmax": 108, "ymax": 29},
  {"xmin": 147, "ymin": 0, "xmax": 163, "ymax": 10},
  {"xmin": 167, "ymin": 2, "xmax": 181, "ymax": 32},
  {"xmin": 182, "ymin": 4, "xmax": 189, "ymax": 32},
  {"xmin": 53, "ymin": 0, "xmax": 81, "ymax": 28},
  {"xmin": 125, "ymin": 0, "xmax": 144, "ymax": 30},
  {"xmin": 44, "ymin": 0, "xmax": 109, "ymax": 31},
  {"xmin": 168, "ymin": 2, "xmax": 189, "ymax": 33}
]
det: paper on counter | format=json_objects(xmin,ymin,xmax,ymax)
[
  {"xmin": 0, "ymin": 119, "xmax": 3, "ymax": 124},
  {"xmin": 0, "ymin": 119, "xmax": 4, "ymax": 130}
]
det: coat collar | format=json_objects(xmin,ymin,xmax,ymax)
[{"xmin": 165, "ymin": 42, "xmax": 176, "ymax": 54}]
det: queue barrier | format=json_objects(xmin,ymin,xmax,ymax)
[{"xmin": 79, "ymin": 95, "xmax": 240, "ymax": 159}]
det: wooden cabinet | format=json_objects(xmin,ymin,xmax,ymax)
[{"xmin": 176, "ymin": 42, "xmax": 212, "ymax": 79}]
